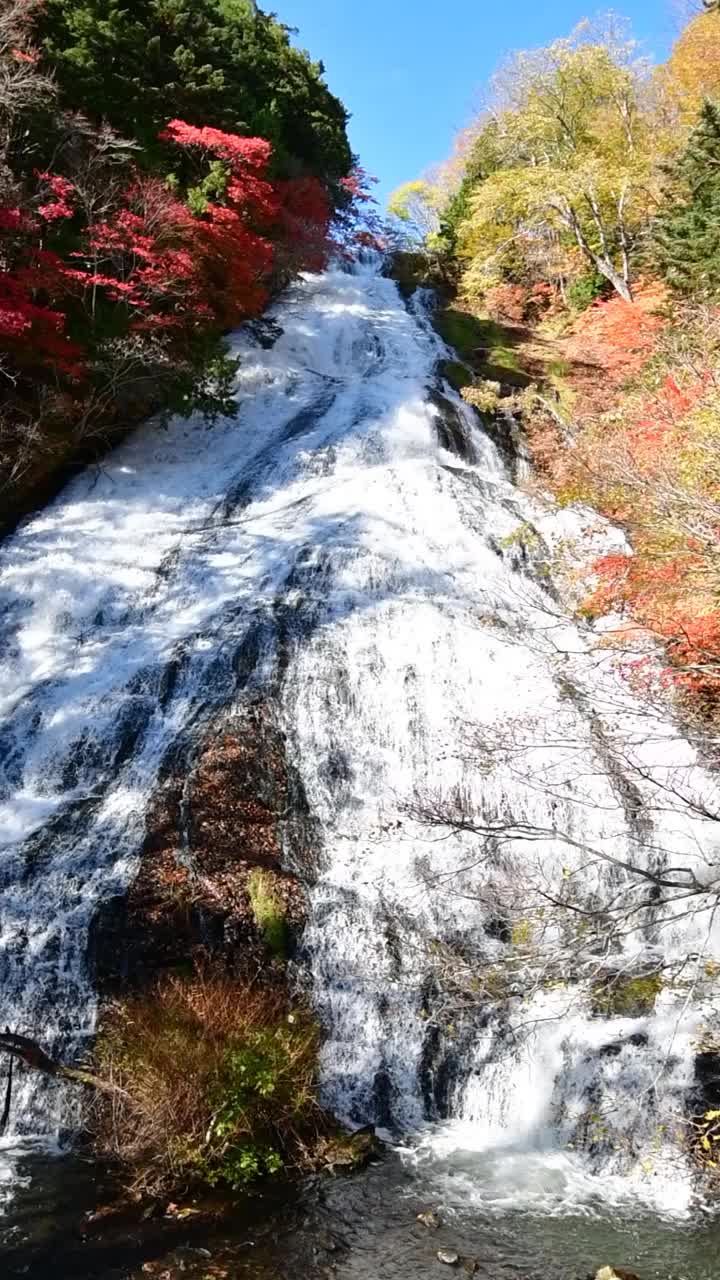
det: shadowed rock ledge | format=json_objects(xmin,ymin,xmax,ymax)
[{"xmin": 88, "ymin": 699, "xmax": 318, "ymax": 994}]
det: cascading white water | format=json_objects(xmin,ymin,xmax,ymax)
[{"xmin": 0, "ymin": 257, "xmax": 719, "ymax": 1216}]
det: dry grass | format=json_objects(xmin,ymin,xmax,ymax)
[{"xmin": 91, "ymin": 968, "xmax": 325, "ymax": 1195}]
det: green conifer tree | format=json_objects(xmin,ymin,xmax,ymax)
[
  {"xmin": 37, "ymin": 0, "xmax": 352, "ymax": 185},
  {"xmin": 655, "ymin": 99, "xmax": 720, "ymax": 296}
]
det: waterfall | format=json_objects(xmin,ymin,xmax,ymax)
[{"xmin": 0, "ymin": 258, "xmax": 718, "ymax": 1215}]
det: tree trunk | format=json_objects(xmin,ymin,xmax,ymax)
[
  {"xmin": 594, "ymin": 254, "xmax": 633, "ymax": 303},
  {"xmin": 554, "ymin": 197, "xmax": 634, "ymax": 303}
]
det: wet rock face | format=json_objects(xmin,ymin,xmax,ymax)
[
  {"xmin": 88, "ymin": 701, "xmax": 316, "ymax": 993},
  {"xmin": 693, "ymin": 1049, "xmax": 720, "ymax": 1111},
  {"xmin": 479, "ymin": 411, "xmax": 525, "ymax": 478},
  {"xmin": 428, "ymin": 387, "xmax": 476, "ymax": 463},
  {"xmin": 689, "ymin": 1047, "xmax": 720, "ymax": 1171}
]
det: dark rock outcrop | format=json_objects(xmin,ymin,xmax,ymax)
[{"xmin": 88, "ymin": 701, "xmax": 315, "ymax": 993}]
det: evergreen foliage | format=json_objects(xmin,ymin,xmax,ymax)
[
  {"xmin": 437, "ymin": 142, "xmax": 487, "ymax": 255},
  {"xmin": 656, "ymin": 100, "xmax": 720, "ymax": 297},
  {"xmin": 38, "ymin": 0, "xmax": 352, "ymax": 185},
  {"xmin": 566, "ymin": 270, "xmax": 611, "ymax": 311}
]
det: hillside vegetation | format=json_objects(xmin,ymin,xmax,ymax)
[
  {"xmin": 391, "ymin": 7, "xmax": 720, "ymax": 716},
  {"xmin": 0, "ymin": 0, "xmax": 365, "ymax": 531}
]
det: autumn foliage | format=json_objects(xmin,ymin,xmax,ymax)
[
  {"xmin": 562, "ymin": 286, "xmax": 667, "ymax": 385},
  {"xmin": 0, "ymin": 2, "xmax": 366, "ymax": 528},
  {"xmin": 1, "ymin": 111, "xmax": 333, "ymax": 392},
  {"xmin": 408, "ymin": 5, "xmax": 720, "ymax": 717},
  {"xmin": 523, "ymin": 294, "xmax": 720, "ymax": 707}
]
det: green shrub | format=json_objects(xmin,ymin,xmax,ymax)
[
  {"xmin": 203, "ymin": 1022, "xmax": 319, "ymax": 1188},
  {"xmin": 567, "ymin": 271, "xmax": 609, "ymax": 312}
]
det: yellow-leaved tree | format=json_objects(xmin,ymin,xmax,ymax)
[
  {"xmin": 457, "ymin": 19, "xmax": 674, "ymax": 302},
  {"xmin": 658, "ymin": 7, "xmax": 720, "ymax": 123},
  {"xmin": 387, "ymin": 178, "xmax": 444, "ymax": 245}
]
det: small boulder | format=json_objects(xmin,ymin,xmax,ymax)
[
  {"xmin": 437, "ymin": 1249, "xmax": 460, "ymax": 1266},
  {"xmin": 595, "ymin": 1268, "xmax": 641, "ymax": 1280},
  {"xmin": 315, "ymin": 1128, "xmax": 382, "ymax": 1173},
  {"xmin": 417, "ymin": 1209, "xmax": 442, "ymax": 1229},
  {"xmin": 84, "ymin": 1203, "xmax": 122, "ymax": 1226}
]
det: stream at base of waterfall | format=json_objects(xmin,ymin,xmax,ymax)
[
  {"xmin": 1, "ymin": 257, "xmax": 720, "ymax": 1271},
  {"xmin": 2, "ymin": 1149, "xmax": 720, "ymax": 1279}
]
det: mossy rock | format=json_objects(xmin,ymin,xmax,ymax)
[
  {"xmin": 487, "ymin": 344, "xmax": 521, "ymax": 371},
  {"xmin": 314, "ymin": 1128, "xmax": 382, "ymax": 1174},
  {"xmin": 591, "ymin": 972, "xmax": 663, "ymax": 1018},
  {"xmin": 439, "ymin": 358, "xmax": 473, "ymax": 392},
  {"xmin": 475, "ymin": 360, "xmax": 534, "ymax": 389},
  {"xmin": 434, "ymin": 308, "xmax": 504, "ymax": 361},
  {"xmin": 388, "ymin": 251, "xmax": 432, "ymax": 298},
  {"xmin": 247, "ymin": 868, "xmax": 288, "ymax": 957}
]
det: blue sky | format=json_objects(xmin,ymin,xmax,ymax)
[{"xmin": 278, "ymin": 1, "xmax": 683, "ymax": 206}]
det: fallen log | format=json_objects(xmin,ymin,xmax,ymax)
[{"xmin": 0, "ymin": 1029, "xmax": 126, "ymax": 1097}]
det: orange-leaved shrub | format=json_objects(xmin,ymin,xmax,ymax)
[{"xmin": 527, "ymin": 298, "xmax": 720, "ymax": 708}]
